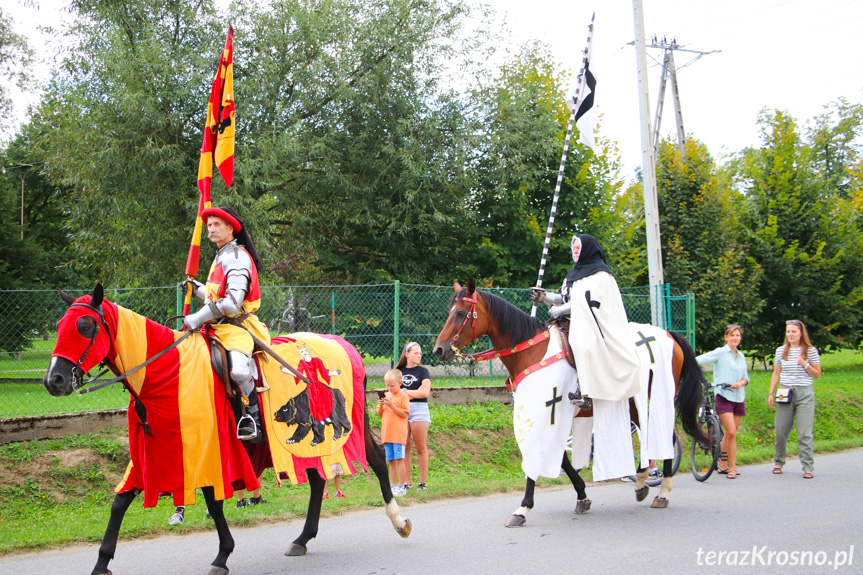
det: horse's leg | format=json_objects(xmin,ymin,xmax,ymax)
[
  {"xmin": 202, "ymin": 486, "xmax": 234, "ymax": 575},
  {"xmin": 634, "ymin": 467, "xmax": 650, "ymax": 502},
  {"xmin": 286, "ymin": 468, "xmax": 326, "ymax": 556},
  {"xmin": 91, "ymin": 489, "xmax": 137, "ymax": 575},
  {"xmin": 651, "ymin": 459, "xmax": 674, "ymax": 508},
  {"xmin": 561, "ymin": 452, "xmax": 591, "ymax": 514},
  {"xmin": 363, "ymin": 410, "xmax": 412, "ymax": 537},
  {"xmin": 506, "ymin": 477, "xmax": 535, "ymax": 527}
]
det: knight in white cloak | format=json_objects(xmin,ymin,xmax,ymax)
[{"xmin": 531, "ymin": 234, "xmax": 641, "ymax": 402}]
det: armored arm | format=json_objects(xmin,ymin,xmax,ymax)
[
  {"xmin": 530, "ymin": 287, "xmax": 564, "ymax": 307},
  {"xmin": 215, "ymin": 270, "xmax": 250, "ymax": 317},
  {"xmin": 549, "ymin": 301, "xmax": 572, "ymax": 319}
]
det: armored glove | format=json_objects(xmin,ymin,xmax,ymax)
[
  {"xmin": 180, "ymin": 279, "xmax": 205, "ymax": 302},
  {"xmin": 531, "ymin": 287, "xmax": 563, "ymax": 307},
  {"xmin": 530, "ymin": 287, "xmax": 546, "ymax": 303}
]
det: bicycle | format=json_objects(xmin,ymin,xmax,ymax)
[{"xmin": 690, "ymin": 382, "xmax": 731, "ymax": 481}]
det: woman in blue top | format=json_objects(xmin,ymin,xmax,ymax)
[{"xmin": 696, "ymin": 324, "xmax": 749, "ymax": 479}]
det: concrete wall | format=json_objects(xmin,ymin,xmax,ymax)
[{"xmin": 0, "ymin": 386, "xmax": 512, "ymax": 444}]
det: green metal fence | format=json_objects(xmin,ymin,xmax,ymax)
[{"xmin": 0, "ymin": 283, "xmax": 693, "ymax": 418}]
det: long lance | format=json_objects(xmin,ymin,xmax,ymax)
[{"xmin": 530, "ymin": 13, "xmax": 595, "ymax": 317}]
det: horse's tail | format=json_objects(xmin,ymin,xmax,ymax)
[{"xmin": 669, "ymin": 330, "xmax": 710, "ymax": 447}]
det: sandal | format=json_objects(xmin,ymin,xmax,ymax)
[
  {"xmin": 772, "ymin": 466, "xmax": 783, "ymax": 475},
  {"xmin": 726, "ymin": 469, "xmax": 738, "ymax": 479},
  {"xmin": 717, "ymin": 452, "xmax": 729, "ymax": 474},
  {"xmin": 803, "ymin": 471, "xmax": 814, "ymax": 479}
]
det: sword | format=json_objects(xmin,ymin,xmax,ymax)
[{"xmin": 243, "ymin": 328, "xmax": 311, "ymax": 386}]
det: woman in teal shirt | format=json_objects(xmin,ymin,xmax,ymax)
[{"xmin": 696, "ymin": 325, "xmax": 749, "ymax": 479}]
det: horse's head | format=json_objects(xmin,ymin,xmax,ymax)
[
  {"xmin": 432, "ymin": 277, "xmax": 490, "ymax": 362},
  {"xmin": 43, "ymin": 284, "xmax": 114, "ymax": 396}
]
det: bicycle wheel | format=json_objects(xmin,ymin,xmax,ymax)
[
  {"xmin": 691, "ymin": 413, "xmax": 722, "ymax": 482},
  {"xmin": 671, "ymin": 429, "xmax": 682, "ymax": 476}
]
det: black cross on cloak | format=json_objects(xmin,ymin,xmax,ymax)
[
  {"xmin": 635, "ymin": 331, "xmax": 657, "ymax": 364},
  {"xmin": 584, "ymin": 290, "xmax": 603, "ymax": 338},
  {"xmin": 546, "ymin": 386, "xmax": 563, "ymax": 425}
]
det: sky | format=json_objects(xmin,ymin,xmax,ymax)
[{"xmin": 5, "ymin": 0, "xmax": 863, "ymax": 179}]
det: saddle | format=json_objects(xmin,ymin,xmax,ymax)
[
  {"xmin": 550, "ymin": 318, "xmax": 577, "ymax": 370},
  {"xmin": 549, "ymin": 318, "xmax": 591, "ymax": 410},
  {"xmin": 206, "ymin": 335, "xmax": 235, "ymax": 398}
]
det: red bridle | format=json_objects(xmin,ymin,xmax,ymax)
[{"xmin": 448, "ymin": 293, "xmax": 478, "ymax": 352}]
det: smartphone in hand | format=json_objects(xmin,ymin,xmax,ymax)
[{"xmin": 376, "ymin": 390, "xmax": 386, "ymax": 399}]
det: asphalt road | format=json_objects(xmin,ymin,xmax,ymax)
[{"xmin": 3, "ymin": 450, "xmax": 861, "ymax": 575}]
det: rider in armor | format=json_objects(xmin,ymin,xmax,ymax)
[
  {"xmin": 183, "ymin": 206, "xmax": 270, "ymax": 442},
  {"xmin": 530, "ymin": 234, "xmax": 641, "ymax": 404}
]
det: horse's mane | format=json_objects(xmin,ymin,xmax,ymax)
[{"xmin": 455, "ymin": 288, "xmax": 545, "ymax": 347}]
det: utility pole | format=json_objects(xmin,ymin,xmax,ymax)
[
  {"xmin": 12, "ymin": 164, "xmax": 33, "ymax": 240},
  {"xmin": 631, "ymin": 0, "xmax": 664, "ymax": 326}
]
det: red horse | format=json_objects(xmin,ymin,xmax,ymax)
[{"xmin": 433, "ymin": 278, "xmax": 710, "ymax": 527}]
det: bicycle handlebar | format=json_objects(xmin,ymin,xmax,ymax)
[{"xmin": 705, "ymin": 382, "xmax": 733, "ymax": 389}]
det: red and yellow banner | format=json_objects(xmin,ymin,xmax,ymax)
[{"xmin": 187, "ymin": 26, "xmax": 235, "ymax": 279}]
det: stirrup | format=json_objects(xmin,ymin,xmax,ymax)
[
  {"xmin": 237, "ymin": 413, "xmax": 259, "ymax": 441},
  {"xmin": 568, "ymin": 391, "xmax": 592, "ymax": 410}
]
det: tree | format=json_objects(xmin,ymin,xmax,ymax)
[
  {"xmin": 34, "ymin": 0, "xmax": 226, "ymax": 286},
  {"xmin": 655, "ymin": 137, "xmax": 764, "ymax": 350},
  {"xmin": 0, "ymin": 8, "xmax": 35, "ymax": 135},
  {"xmin": 235, "ymin": 0, "xmax": 481, "ymax": 284},
  {"xmin": 33, "ymin": 0, "xmax": 487, "ymax": 286},
  {"xmin": 735, "ymin": 106, "xmax": 863, "ymax": 349},
  {"xmin": 462, "ymin": 42, "xmax": 623, "ymax": 288},
  {"xmin": 0, "ymin": 123, "xmax": 77, "ymax": 352}
]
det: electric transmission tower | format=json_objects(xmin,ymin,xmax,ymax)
[{"xmin": 646, "ymin": 36, "xmax": 718, "ymax": 154}]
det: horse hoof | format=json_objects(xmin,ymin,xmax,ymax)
[
  {"xmin": 635, "ymin": 486, "xmax": 649, "ymax": 502},
  {"xmin": 651, "ymin": 497, "xmax": 669, "ymax": 509},
  {"xmin": 396, "ymin": 518, "xmax": 412, "ymax": 538},
  {"xmin": 575, "ymin": 499, "xmax": 591, "ymax": 514},
  {"xmin": 505, "ymin": 514, "xmax": 526, "ymax": 528},
  {"xmin": 286, "ymin": 543, "xmax": 307, "ymax": 556},
  {"xmin": 208, "ymin": 565, "xmax": 229, "ymax": 575}
]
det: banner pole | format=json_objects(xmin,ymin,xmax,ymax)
[{"xmin": 531, "ymin": 14, "xmax": 595, "ymax": 317}]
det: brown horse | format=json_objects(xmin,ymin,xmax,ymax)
[{"xmin": 432, "ymin": 278, "xmax": 709, "ymax": 527}]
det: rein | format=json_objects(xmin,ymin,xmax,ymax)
[
  {"xmin": 447, "ymin": 292, "xmax": 568, "ymax": 392},
  {"xmin": 452, "ymin": 328, "xmax": 565, "ymax": 392},
  {"xmin": 76, "ymin": 331, "xmax": 193, "ymax": 395},
  {"xmin": 455, "ymin": 329, "xmax": 553, "ymax": 361},
  {"xmin": 69, "ymin": 300, "xmax": 194, "ymax": 395}
]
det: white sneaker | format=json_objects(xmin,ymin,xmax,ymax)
[{"xmin": 168, "ymin": 507, "xmax": 185, "ymax": 526}]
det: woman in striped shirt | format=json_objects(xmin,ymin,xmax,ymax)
[{"xmin": 768, "ymin": 319, "xmax": 821, "ymax": 478}]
